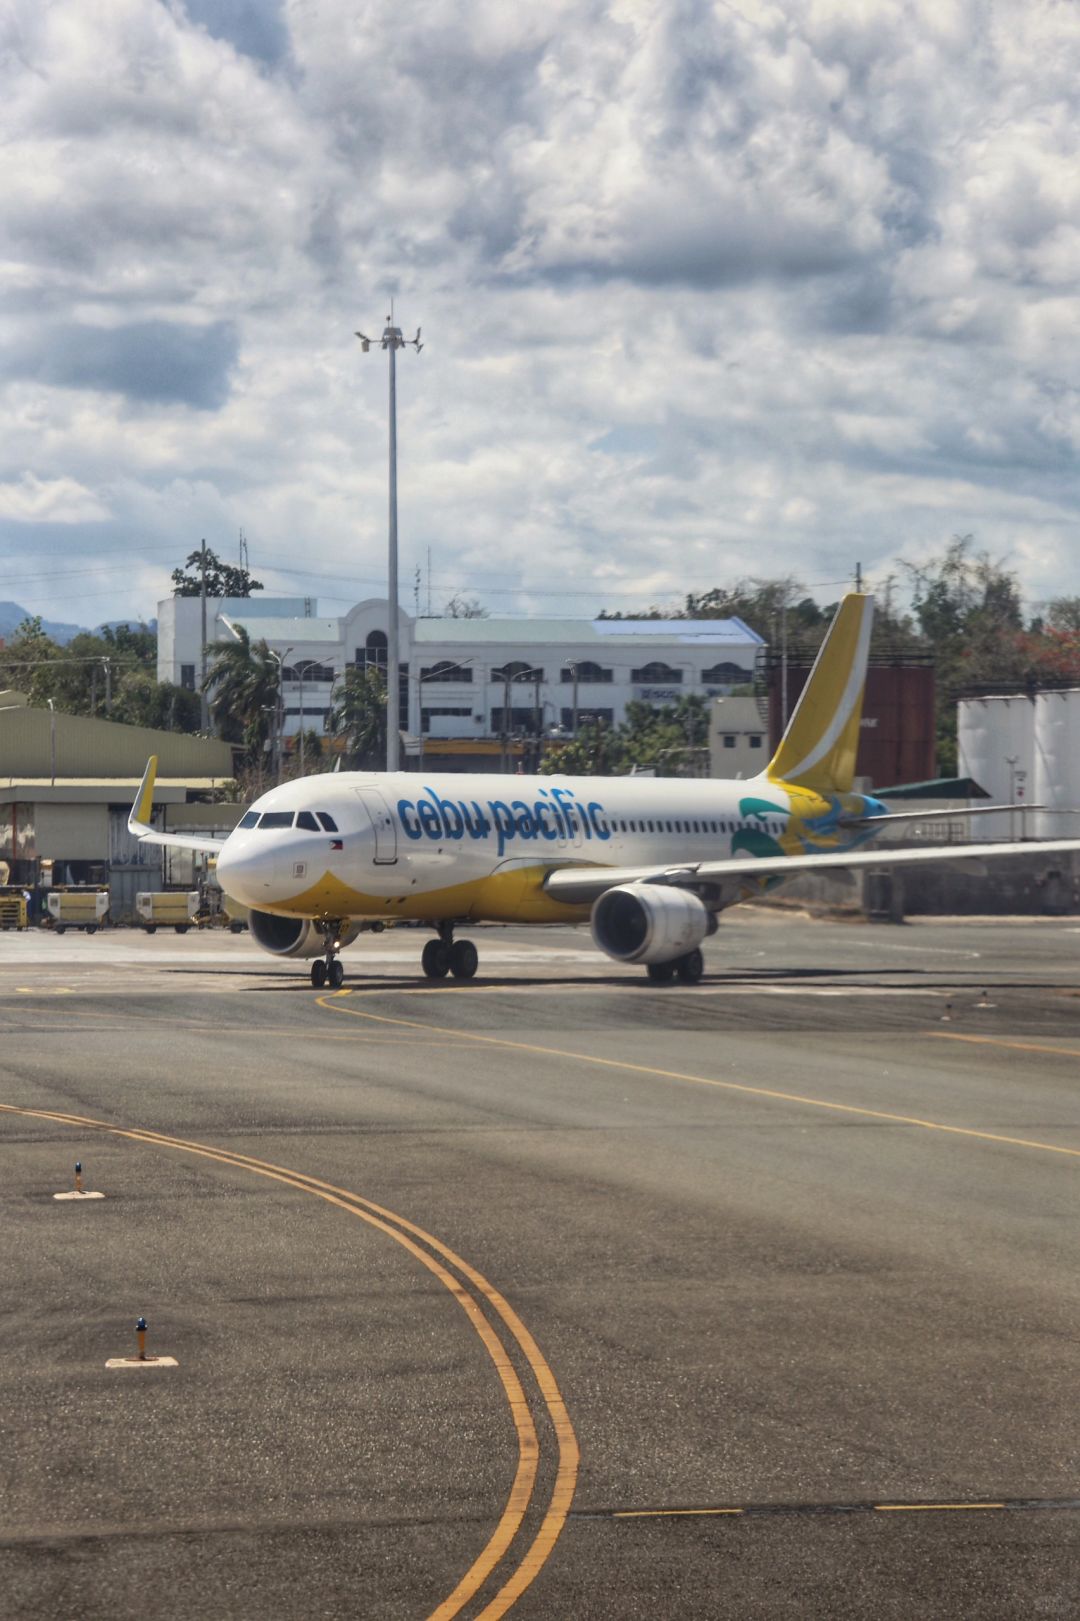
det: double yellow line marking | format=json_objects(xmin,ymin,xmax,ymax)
[{"xmin": 0, "ymin": 1103, "xmax": 578, "ymax": 1619}]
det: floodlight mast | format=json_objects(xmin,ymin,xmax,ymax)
[{"xmin": 355, "ymin": 311, "xmax": 422, "ymax": 772}]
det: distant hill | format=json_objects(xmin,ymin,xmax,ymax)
[
  {"xmin": 0, "ymin": 603, "xmax": 156, "ymax": 646},
  {"xmin": 97, "ymin": 617, "xmax": 158, "ymax": 637},
  {"xmin": 0, "ymin": 601, "xmax": 87, "ymax": 645}
]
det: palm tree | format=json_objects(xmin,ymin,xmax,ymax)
[
  {"xmin": 328, "ymin": 665, "xmax": 387, "ymax": 769},
  {"xmin": 204, "ymin": 626, "xmax": 281, "ymax": 765}
]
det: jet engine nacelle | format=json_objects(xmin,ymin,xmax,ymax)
[
  {"xmin": 248, "ymin": 910, "xmax": 359, "ymax": 959},
  {"xmin": 591, "ymin": 883, "xmax": 711, "ymax": 965}
]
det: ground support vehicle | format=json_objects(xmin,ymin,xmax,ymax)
[
  {"xmin": 0, "ymin": 888, "xmax": 28, "ymax": 930},
  {"xmin": 46, "ymin": 889, "xmax": 110, "ymax": 934},
  {"xmin": 135, "ymin": 891, "xmax": 200, "ymax": 935}
]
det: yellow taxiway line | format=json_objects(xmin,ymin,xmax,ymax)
[
  {"xmin": 930, "ymin": 1031, "xmax": 1080, "ymax": 1062},
  {"xmin": 318, "ymin": 992, "xmax": 1080, "ymax": 1164},
  {"xmin": 0, "ymin": 1102, "xmax": 578, "ymax": 1619}
]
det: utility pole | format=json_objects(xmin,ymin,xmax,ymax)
[
  {"xmin": 356, "ymin": 309, "xmax": 422, "ymax": 772},
  {"xmin": 199, "ymin": 538, "xmax": 209, "ymax": 732},
  {"xmin": 533, "ymin": 670, "xmax": 542, "ymax": 773},
  {"xmin": 298, "ymin": 661, "xmax": 305, "ymax": 776},
  {"xmin": 780, "ymin": 600, "xmax": 788, "ymax": 731},
  {"xmin": 855, "ymin": 560, "xmax": 863, "ymax": 592},
  {"xmin": 502, "ymin": 671, "xmax": 511, "ymax": 774},
  {"xmin": 103, "ymin": 657, "xmax": 112, "ymax": 717},
  {"xmin": 568, "ymin": 661, "xmax": 580, "ymax": 738}
]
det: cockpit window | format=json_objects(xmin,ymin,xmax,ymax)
[
  {"xmin": 296, "ymin": 811, "xmax": 319, "ymax": 832},
  {"xmin": 258, "ymin": 812, "xmax": 295, "ymax": 829},
  {"xmin": 238, "ymin": 811, "xmax": 259, "ymax": 829},
  {"xmin": 316, "ymin": 812, "xmax": 339, "ymax": 832}
]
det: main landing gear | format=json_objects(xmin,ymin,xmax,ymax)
[
  {"xmin": 311, "ymin": 921, "xmax": 347, "ymax": 990},
  {"xmin": 645, "ymin": 948, "xmax": 704, "ymax": 985},
  {"xmin": 421, "ymin": 922, "xmax": 479, "ymax": 981}
]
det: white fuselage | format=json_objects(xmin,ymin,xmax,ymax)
[{"xmin": 214, "ymin": 769, "xmax": 875, "ymax": 926}]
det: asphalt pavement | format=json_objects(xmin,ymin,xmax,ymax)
[{"xmin": 2, "ymin": 913, "xmax": 1080, "ymax": 1619}]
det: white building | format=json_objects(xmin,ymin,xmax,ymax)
[
  {"xmin": 158, "ymin": 594, "xmax": 764, "ymax": 770},
  {"xmin": 708, "ymin": 695, "xmax": 769, "ymax": 778}
]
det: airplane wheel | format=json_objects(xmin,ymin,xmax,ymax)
[
  {"xmin": 646, "ymin": 961, "xmax": 675, "ymax": 983},
  {"xmin": 449, "ymin": 939, "xmax": 478, "ymax": 980},
  {"xmin": 311, "ymin": 960, "xmax": 327, "ymax": 988},
  {"xmin": 421, "ymin": 939, "xmax": 450, "ymax": 979},
  {"xmin": 676, "ymin": 948, "xmax": 704, "ymax": 984},
  {"xmin": 328, "ymin": 960, "xmax": 345, "ymax": 989}
]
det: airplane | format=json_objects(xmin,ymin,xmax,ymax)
[{"xmin": 127, "ymin": 593, "xmax": 1080, "ymax": 988}]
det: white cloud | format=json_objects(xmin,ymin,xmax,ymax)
[
  {"xmin": 2, "ymin": 0, "xmax": 1080, "ymax": 627},
  {"xmin": 0, "ymin": 472, "xmax": 109, "ymax": 524}
]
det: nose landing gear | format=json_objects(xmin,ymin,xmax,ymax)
[
  {"xmin": 311, "ymin": 921, "xmax": 347, "ymax": 989},
  {"xmin": 421, "ymin": 923, "xmax": 478, "ymax": 981}
]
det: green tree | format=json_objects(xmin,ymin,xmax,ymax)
[
  {"xmin": 204, "ymin": 625, "xmax": 281, "ymax": 762},
  {"xmin": 110, "ymin": 672, "xmax": 201, "ymax": 732},
  {"xmin": 1044, "ymin": 597, "xmax": 1080, "ymax": 634},
  {"xmin": 903, "ymin": 536, "xmax": 1028, "ymax": 772},
  {"xmin": 172, "ymin": 545, "xmax": 263, "ymax": 598},
  {"xmin": 541, "ymin": 695, "xmax": 710, "ymax": 777},
  {"xmin": 328, "ymin": 665, "xmax": 387, "ymax": 769},
  {"xmin": 0, "ymin": 617, "xmax": 63, "ymax": 706},
  {"xmin": 444, "ymin": 594, "xmax": 489, "ymax": 619},
  {"xmin": 540, "ymin": 720, "xmax": 620, "ymax": 776}
]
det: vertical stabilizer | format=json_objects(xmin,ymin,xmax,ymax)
[{"xmin": 765, "ymin": 594, "xmax": 874, "ymax": 794}]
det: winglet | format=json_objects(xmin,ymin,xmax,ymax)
[{"xmin": 129, "ymin": 755, "xmax": 158, "ymax": 836}]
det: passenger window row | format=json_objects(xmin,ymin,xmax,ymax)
[
  {"xmin": 612, "ymin": 817, "xmax": 784, "ymax": 836},
  {"xmin": 236, "ymin": 810, "xmax": 339, "ymax": 832}
]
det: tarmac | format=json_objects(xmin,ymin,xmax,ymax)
[{"xmin": 2, "ymin": 911, "xmax": 1080, "ymax": 1619}]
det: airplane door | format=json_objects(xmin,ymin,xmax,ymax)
[{"xmin": 354, "ymin": 788, "xmax": 398, "ymax": 864}]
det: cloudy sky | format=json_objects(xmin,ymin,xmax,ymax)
[{"xmin": 4, "ymin": 0, "xmax": 1080, "ymax": 629}]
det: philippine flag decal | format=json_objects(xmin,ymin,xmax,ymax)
[{"xmin": 330, "ymin": 839, "xmax": 343, "ymax": 850}]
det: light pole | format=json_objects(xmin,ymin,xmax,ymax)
[
  {"xmin": 46, "ymin": 698, "xmax": 56, "ymax": 786},
  {"xmin": 415, "ymin": 658, "xmax": 474, "ymax": 774},
  {"xmin": 503, "ymin": 667, "xmax": 543, "ymax": 774},
  {"xmin": 565, "ymin": 660, "xmax": 580, "ymax": 738},
  {"xmin": 356, "ymin": 309, "xmax": 423, "ymax": 773},
  {"xmin": 268, "ymin": 647, "xmax": 292, "ymax": 784}
]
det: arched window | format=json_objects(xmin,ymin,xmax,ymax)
[
  {"xmin": 701, "ymin": 661, "xmax": 752, "ymax": 684},
  {"xmin": 630, "ymin": 661, "xmax": 682, "ymax": 684},
  {"xmin": 420, "ymin": 661, "xmax": 473, "ymax": 683},
  {"xmin": 560, "ymin": 661, "xmax": 612, "ymax": 684},
  {"xmin": 285, "ymin": 660, "xmax": 335, "ymax": 684},
  {"xmin": 491, "ymin": 660, "xmax": 542, "ymax": 683},
  {"xmin": 365, "ymin": 630, "xmax": 388, "ymax": 672}
]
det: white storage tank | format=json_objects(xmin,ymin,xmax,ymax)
[
  {"xmin": 957, "ymin": 695, "xmax": 1035, "ymax": 840},
  {"xmin": 1033, "ymin": 690, "xmax": 1080, "ymax": 840}
]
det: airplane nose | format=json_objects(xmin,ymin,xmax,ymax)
[{"xmin": 216, "ymin": 839, "xmax": 275, "ymax": 906}]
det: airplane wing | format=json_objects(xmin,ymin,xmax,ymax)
[
  {"xmin": 839, "ymin": 804, "xmax": 1042, "ymax": 829},
  {"xmin": 542, "ymin": 836, "xmax": 1080, "ymax": 907},
  {"xmin": 127, "ymin": 756, "xmax": 227, "ymax": 855}
]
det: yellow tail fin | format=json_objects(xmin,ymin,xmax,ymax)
[{"xmin": 765, "ymin": 594, "xmax": 874, "ymax": 794}]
